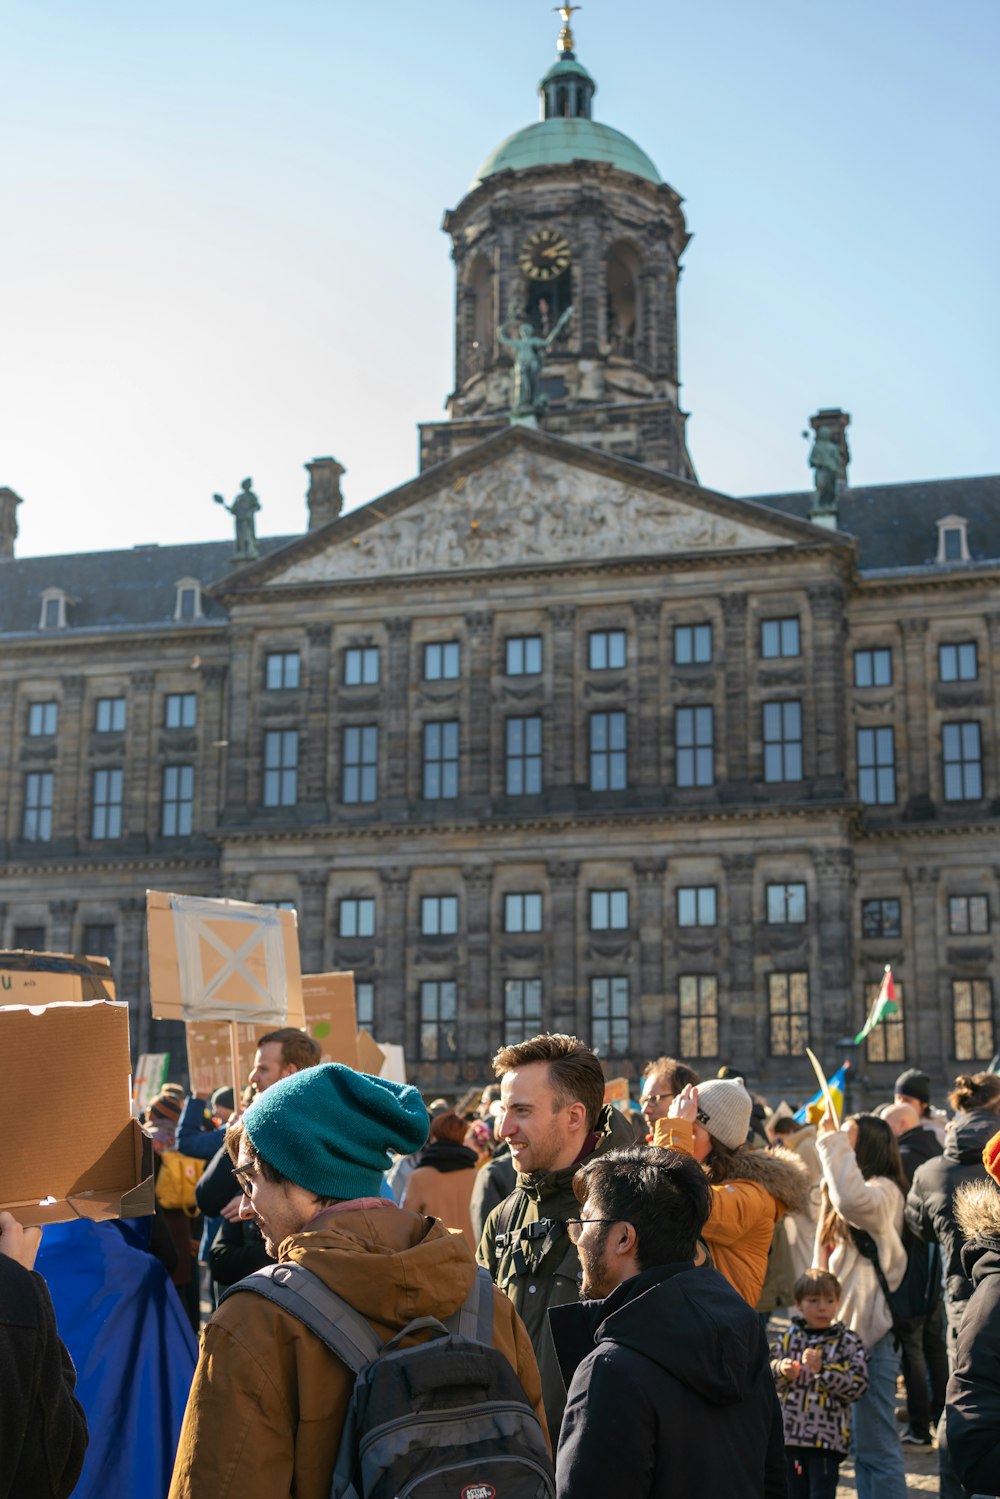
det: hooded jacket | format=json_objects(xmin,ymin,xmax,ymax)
[
  {"xmin": 896, "ymin": 1122, "xmax": 943, "ymax": 1189},
  {"xmin": 814, "ymin": 1130, "xmax": 906, "ymax": 1349},
  {"xmin": 402, "ymin": 1140, "xmax": 480, "ymax": 1249},
  {"xmin": 550, "ymin": 1262, "xmax": 786, "ymax": 1499},
  {"xmin": 769, "ymin": 1316, "xmax": 869, "ymax": 1455},
  {"xmin": 945, "ymin": 1178, "xmax": 1000, "ymax": 1494},
  {"xmin": 169, "ymin": 1202, "xmax": 548, "ymax": 1499},
  {"xmin": 470, "ymin": 1142, "xmax": 518, "ymax": 1243},
  {"xmin": 478, "ymin": 1103, "xmax": 635, "ymax": 1436},
  {"xmin": 653, "ymin": 1117, "xmax": 812, "ymax": 1305},
  {"xmin": 907, "ymin": 1108, "xmax": 1000, "ymax": 1306}
]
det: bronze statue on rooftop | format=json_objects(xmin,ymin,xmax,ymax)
[
  {"xmin": 213, "ymin": 477, "xmax": 260, "ymax": 560},
  {"xmin": 499, "ymin": 305, "xmax": 574, "ymax": 423}
]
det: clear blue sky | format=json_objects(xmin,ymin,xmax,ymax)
[{"xmin": 2, "ymin": 0, "xmax": 997, "ymax": 557}]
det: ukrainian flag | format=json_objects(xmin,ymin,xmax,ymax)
[{"xmin": 794, "ymin": 1063, "xmax": 849, "ymax": 1126}]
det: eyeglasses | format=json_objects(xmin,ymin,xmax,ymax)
[
  {"xmin": 641, "ymin": 1093, "xmax": 674, "ymax": 1108},
  {"xmin": 563, "ymin": 1217, "xmax": 623, "ymax": 1244}
]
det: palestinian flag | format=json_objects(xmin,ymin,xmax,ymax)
[{"xmin": 853, "ymin": 965, "xmax": 898, "ymax": 1045}]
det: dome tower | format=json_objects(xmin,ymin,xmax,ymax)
[{"xmin": 419, "ymin": 10, "xmax": 695, "ymax": 479}]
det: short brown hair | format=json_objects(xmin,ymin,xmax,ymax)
[
  {"xmin": 793, "ymin": 1268, "xmax": 841, "ymax": 1303},
  {"xmin": 641, "ymin": 1056, "xmax": 700, "ymax": 1091},
  {"xmin": 257, "ymin": 1027, "xmax": 321, "ymax": 1072},
  {"xmin": 429, "ymin": 1111, "xmax": 468, "ymax": 1145},
  {"xmin": 492, "ymin": 1033, "xmax": 605, "ymax": 1131},
  {"xmin": 949, "ymin": 1072, "xmax": 1000, "ymax": 1115}
]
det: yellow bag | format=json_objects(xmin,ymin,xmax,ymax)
[{"xmin": 155, "ymin": 1150, "xmax": 205, "ymax": 1216}]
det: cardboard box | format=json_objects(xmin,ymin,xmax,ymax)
[
  {"xmin": 0, "ymin": 1000, "xmax": 153, "ymax": 1226},
  {"xmin": 0, "ymin": 950, "xmax": 115, "ymax": 1003},
  {"xmin": 147, "ymin": 890, "xmax": 304, "ymax": 1026},
  {"xmin": 185, "ymin": 972, "xmax": 359, "ymax": 1097},
  {"xmin": 356, "ymin": 1028, "xmax": 387, "ymax": 1078}
]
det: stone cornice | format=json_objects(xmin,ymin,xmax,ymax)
[{"xmin": 0, "ymin": 853, "xmax": 220, "ymax": 878}]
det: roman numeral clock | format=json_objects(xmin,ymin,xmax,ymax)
[{"xmin": 518, "ymin": 227, "xmax": 572, "ymax": 281}]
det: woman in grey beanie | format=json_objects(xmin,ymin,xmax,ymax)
[{"xmin": 653, "ymin": 1079, "xmax": 811, "ymax": 1305}]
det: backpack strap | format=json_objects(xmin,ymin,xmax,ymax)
[
  {"xmin": 447, "ymin": 1265, "xmax": 494, "ymax": 1343},
  {"xmin": 219, "ymin": 1261, "xmax": 382, "ymax": 1373}
]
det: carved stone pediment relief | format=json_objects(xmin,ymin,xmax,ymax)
[{"xmin": 269, "ymin": 450, "xmax": 794, "ymax": 585}]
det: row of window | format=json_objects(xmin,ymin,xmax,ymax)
[
  {"xmin": 854, "ymin": 641, "xmax": 981, "ymax": 687},
  {"xmin": 23, "ymin": 766, "xmax": 195, "ymax": 842},
  {"xmin": 857, "ymin": 722, "xmax": 983, "ymax": 804},
  {"xmin": 26, "ymin": 693, "xmax": 197, "ymax": 738}
]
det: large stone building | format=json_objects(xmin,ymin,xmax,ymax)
[{"xmin": 2, "ymin": 21, "xmax": 998, "ymax": 1102}]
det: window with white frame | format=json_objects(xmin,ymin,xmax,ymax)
[{"xmin": 174, "ymin": 579, "xmax": 203, "ymax": 621}]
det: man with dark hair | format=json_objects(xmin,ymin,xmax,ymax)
[
  {"xmin": 895, "ymin": 1067, "xmax": 946, "ymax": 1144},
  {"xmin": 478, "ymin": 1032, "xmax": 635, "ymax": 1436},
  {"xmin": 169, "ymin": 1063, "xmax": 547, "ymax": 1498},
  {"xmin": 550, "ymin": 1146, "xmax": 785, "ymax": 1499},
  {"xmin": 638, "ymin": 1055, "xmax": 700, "ymax": 1133}
]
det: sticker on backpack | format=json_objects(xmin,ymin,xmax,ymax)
[{"xmin": 461, "ymin": 1487, "xmax": 497, "ymax": 1499}]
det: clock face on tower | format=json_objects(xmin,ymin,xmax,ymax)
[{"xmin": 518, "ymin": 227, "xmax": 572, "ymax": 282}]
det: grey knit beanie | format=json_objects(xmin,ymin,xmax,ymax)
[{"xmin": 695, "ymin": 1077, "xmax": 753, "ymax": 1150}]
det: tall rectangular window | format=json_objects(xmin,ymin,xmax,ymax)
[
  {"xmin": 763, "ymin": 700, "xmax": 803, "ymax": 782},
  {"xmin": 27, "ymin": 702, "xmax": 58, "ymax": 736},
  {"xmin": 766, "ymin": 883, "xmax": 807, "ymax": 923},
  {"xmin": 423, "ymin": 641, "xmax": 461, "ymax": 681},
  {"xmin": 677, "ymin": 886, "xmax": 717, "ymax": 927},
  {"xmin": 343, "ymin": 646, "xmax": 380, "ymax": 686},
  {"xmin": 674, "ymin": 623, "xmax": 713, "ymax": 665},
  {"xmin": 419, "ymin": 980, "xmax": 457, "ymax": 1060},
  {"xmin": 355, "ymin": 980, "xmax": 375, "ymax": 1031},
  {"xmin": 506, "ymin": 716, "xmax": 542, "ymax": 796},
  {"xmin": 943, "ymin": 722, "xmax": 983, "ymax": 801},
  {"xmin": 23, "ymin": 772, "xmax": 53, "ymax": 841},
  {"xmin": 768, "ymin": 971, "xmax": 809, "ymax": 1055},
  {"xmin": 91, "ymin": 769, "xmax": 124, "ymax": 840},
  {"xmin": 82, "ymin": 923, "xmax": 116, "ymax": 967},
  {"xmin": 953, "ymin": 979, "xmax": 994, "ymax": 1061},
  {"xmin": 421, "ymin": 895, "xmax": 459, "ymax": 936},
  {"xmin": 339, "ymin": 897, "xmax": 375, "ymax": 938},
  {"xmin": 590, "ymin": 976, "xmax": 630, "ymax": 1056},
  {"xmin": 161, "ymin": 765, "xmax": 194, "ymax": 836},
  {"xmin": 854, "ymin": 648, "xmax": 893, "ymax": 687},
  {"xmin": 266, "ymin": 651, "xmax": 300, "ymax": 690},
  {"xmin": 676, "ymin": 706, "xmax": 714, "ymax": 787},
  {"xmin": 861, "ymin": 898, "xmax": 901, "ymax": 938},
  {"xmin": 590, "ymin": 889, "xmax": 629, "ymax": 931},
  {"xmin": 939, "ymin": 642, "xmax": 978, "ymax": 682},
  {"xmin": 423, "ymin": 721, "xmax": 459, "ymax": 799},
  {"xmin": 504, "ymin": 892, "xmax": 543, "ymax": 933},
  {"xmin": 949, "ymin": 895, "xmax": 990, "ymax": 935},
  {"xmin": 761, "ymin": 617, "xmax": 800, "ymax": 658},
  {"xmin": 866, "ymin": 979, "xmax": 906, "ymax": 1064},
  {"xmin": 95, "ymin": 697, "xmax": 126, "ymax": 733},
  {"xmin": 589, "ymin": 630, "xmax": 627, "ymax": 671},
  {"xmin": 679, "ymin": 974, "xmax": 719, "ymax": 1057},
  {"xmin": 504, "ymin": 979, "xmax": 542, "ymax": 1045},
  {"xmin": 857, "ymin": 727, "xmax": 896, "ymax": 805},
  {"xmin": 342, "ymin": 726, "xmax": 378, "ymax": 803},
  {"xmin": 164, "ymin": 692, "xmax": 197, "ymax": 729},
  {"xmin": 589, "ymin": 711, "xmax": 627, "ymax": 791},
  {"xmin": 506, "ymin": 636, "xmax": 542, "ymax": 676},
  {"xmin": 263, "ymin": 729, "xmax": 299, "ymax": 807}
]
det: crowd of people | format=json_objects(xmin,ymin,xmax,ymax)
[{"xmin": 5, "ymin": 1030, "xmax": 1000, "ymax": 1498}]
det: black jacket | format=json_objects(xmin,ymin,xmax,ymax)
[
  {"xmin": 945, "ymin": 1181, "xmax": 1000, "ymax": 1494},
  {"xmin": 896, "ymin": 1123, "xmax": 942, "ymax": 1190},
  {"xmin": 195, "ymin": 1139, "xmax": 240, "ymax": 1218},
  {"xmin": 550, "ymin": 1262, "xmax": 787, "ymax": 1499},
  {"xmin": 0, "ymin": 1256, "xmax": 88, "ymax": 1499},
  {"xmin": 414, "ymin": 1139, "xmax": 479, "ymax": 1173},
  {"xmin": 208, "ymin": 1218, "xmax": 272, "ymax": 1288},
  {"xmin": 907, "ymin": 1110, "xmax": 1000, "ymax": 1304},
  {"xmin": 470, "ymin": 1143, "xmax": 517, "ymax": 1243}
]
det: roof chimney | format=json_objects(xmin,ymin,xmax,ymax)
[
  {"xmin": 305, "ymin": 458, "xmax": 345, "ymax": 531},
  {"xmin": 0, "ymin": 488, "xmax": 22, "ymax": 558}
]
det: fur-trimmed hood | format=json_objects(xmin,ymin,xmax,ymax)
[
  {"xmin": 719, "ymin": 1144, "xmax": 812, "ymax": 1215},
  {"xmin": 955, "ymin": 1177, "xmax": 1000, "ymax": 1289}
]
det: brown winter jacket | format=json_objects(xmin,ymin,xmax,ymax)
[
  {"xmin": 402, "ymin": 1161, "xmax": 478, "ymax": 1249},
  {"xmin": 168, "ymin": 1202, "xmax": 548, "ymax": 1499},
  {"xmin": 654, "ymin": 1117, "xmax": 811, "ymax": 1305}
]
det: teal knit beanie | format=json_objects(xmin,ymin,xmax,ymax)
[{"xmin": 243, "ymin": 1064, "xmax": 429, "ymax": 1200}]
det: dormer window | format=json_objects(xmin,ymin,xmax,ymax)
[
  {"xmin": 174, "ymin": 578, "xmax": 204, "ymax": 621},
  {"xmin": 39, "ymin": 588, "xmax": 70, "ymax": 629},
  {"xmin": 936, "ymin": 515, "xmax": 970, "ymax": 564}
]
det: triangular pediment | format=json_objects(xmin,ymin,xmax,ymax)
[{"xmin": 230, "ymin": 428, "xmax": 847, "ymax": 592}]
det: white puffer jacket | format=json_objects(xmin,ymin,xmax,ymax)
[{"xmin": 814, "ymin": 1128, "xmax": 907, "ymax": 1348}]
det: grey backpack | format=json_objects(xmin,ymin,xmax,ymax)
[{"xmin": 222, "ymin": 1261, "xmax": 555, "ymax": 1499}]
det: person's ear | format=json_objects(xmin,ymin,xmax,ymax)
[
  {"xmin": 616, "ymin": 1222, "xmax": 638, "ymax": 1259},
  {"xmin": 565, "ymin": 1099, "xmax": 587, "ymax": 1133}
]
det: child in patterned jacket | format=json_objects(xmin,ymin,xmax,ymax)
[{"xmin": 770, "ymin": 1268, "xmax": 870, "ymax": 1498}]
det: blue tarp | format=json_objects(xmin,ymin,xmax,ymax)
[{"xmin": 36, "ymin": 1218, "xmax": 198, "ymax": 1499}]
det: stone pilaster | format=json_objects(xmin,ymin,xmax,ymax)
[
  {"xmin": 124, "ymin": 670, "xmax": 154, "ymax": 844},
  {"xmin": 302, "ymin": 625, "xmax": 331, "ymax": 816},
  {"xmin": 55, "ymin": 674, "xmax": 86, "ymax": 841},
  {"xmin": 49, "ymin": 899, "xmax": 75, "ymax": 954},
  {"xmin": 385, "ymin": 618, "xmax": 412, "ymax": 805},
  {"xmin": 905, "ymin": 864, "xmax": 942, "ymax": 1062},
  {"xmin": 814, "ymin": 848, "xmax": 854, "ymax": 1049},
  {"xmin": 296, "ymin": 870, "xmax": 328, "ymax": 974},
  {"xmin": 722, "ymin": 851, "xmax": 755, "ymax": 1063},
  {"xmin": 547, "ymin": 859, "xmax": 580, "ymax": 1033},
  {"xmin": 200, "ymin": 664, "xmax": 228, "ymax": 827},
  {"xmin": 635, "ymin": 857, "xmax": 666, "ymax": 1031},
  {"xmin": 119, "ymin": 897, "xmax": 152, "ymax": 1059},
  {"xmin": 223, "ymin": 627, "xmax": 254, "ymax": 817},
  {"xmin": 547, "ymin": 606, "xmax": 577, "ymax": 793},
  {"xmin": 632, "ymin": 600, "xmax": 662, "ymax": 789},
  {"xmin": 465, "ymin": 611, "xmax": 493, "ymax": 802},
  {"xmin": 462, "ymin": 865, "xmax": 493, "ymax": 1064},
  {"xmin": 720, "ymin": 596, "xmax": 749, "ymax": 788},
  {"xmin": 378, "ymin": 868, "xmax": 411, "ymax": 1052},
  {"xmin": 808, "ymin": 582, "xmax": 848, "ymax": 791},
  {"xmin": 901, "ymin": 620, "xmax": 931, "ymax": 810}
]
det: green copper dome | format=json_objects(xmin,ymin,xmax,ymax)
[{"xmin": 472, "ymin": 117, "xmax": 662, "ymax": 188}]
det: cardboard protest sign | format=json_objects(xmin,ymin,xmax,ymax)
[
  {"xmin": 147, "ymin": 890, "xmax": 304, "ymax": 1026},
  {"xmin": 0, "ymin": 950, "xmax": 115, "ymax": 1003},
  {"xmin": 377, "ymin": 1043, "xmax": 407, "ymax": 1085},
  {"xmin": 0, "ymin": 1000, "xmax": 153, "ymax": 1226},
  {"xmin": 603, "ymin": 1077, "xmax": 631, "ymax": 1112},
  {"xmin": 133, "ymin": 1052, "xmax": 170, "ymax": 1111},
  {"xmin": 186, "ymin": 972, "xmax": 358, "ymax": 1097},
  {"xmin": 356, "ymin": 1028, "xmax": 387, "ymax": 1077}
]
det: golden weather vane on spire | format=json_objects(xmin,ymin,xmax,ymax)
[{"xmin": 554, "ymin": 4, "xmax": 581, "ymax": 55}]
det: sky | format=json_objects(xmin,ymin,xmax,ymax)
[{"xmin": 1, "ymin": 0, "xmax": 997, "ymax": 558}]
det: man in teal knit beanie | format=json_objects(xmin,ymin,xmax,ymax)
[{"xmin": 169, "ymin": 1065, "xmax": 549, "ymax": 1497}]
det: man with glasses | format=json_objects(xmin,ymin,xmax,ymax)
[
  {"xmin": 550, "ymin": 1145, "xmax": 785, "ymax": 1499},
  {"xmin": 638, "ymin": 1055, "xmax": 700, "ymax": 1136}
]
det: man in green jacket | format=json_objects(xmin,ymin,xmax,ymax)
[{"xmin": 478, "ymin": 1032, "xmax": 635, "ymax": 1436}]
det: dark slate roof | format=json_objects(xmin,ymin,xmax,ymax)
[
  {"xmin": 747, "ymin": 475, "xmax": 1000, "ymax": 573},
  {"xmin": 0, "ymin": 537, "xmax": 294, "ymax": 637}
]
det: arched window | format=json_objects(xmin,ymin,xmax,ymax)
[{"xmin": 606, "ymin": 241, "xmax": 642, "ymax": 359}]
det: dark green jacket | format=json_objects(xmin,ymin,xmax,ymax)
[{"xmin": 477, "ymin": 1104, "xmax": 635, "ymax": 1437}]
